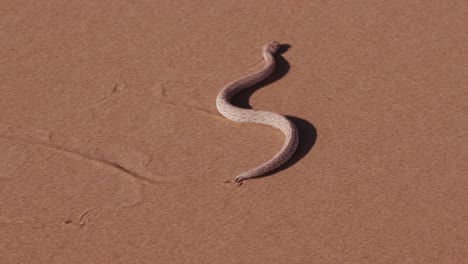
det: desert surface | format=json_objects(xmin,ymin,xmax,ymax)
[{"xmin": 1, "ymin": 1, "xmax": 467, "ymax": 263}]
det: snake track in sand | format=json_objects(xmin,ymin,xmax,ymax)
[{"xmin": 216, "ymin": 41, "xmax": 299, "ymax": 182}]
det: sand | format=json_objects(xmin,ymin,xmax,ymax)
[{"xmin": 1, "ymin": 1, "xmax": 467, "ymax": 263}]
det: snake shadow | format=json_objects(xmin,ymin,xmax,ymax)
[{"xmin": 231, "ymin": 44, "xmax": 318, "ymax": 179}]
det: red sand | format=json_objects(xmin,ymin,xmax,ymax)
[{"xmin": 1, "ymin": 1, "xmax": 467, "ymax": 263}]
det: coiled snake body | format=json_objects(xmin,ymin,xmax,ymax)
[{"xmin": 216, "ymin": 41, "xmax": 299, "ymax": 182}]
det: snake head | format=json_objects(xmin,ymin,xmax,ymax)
[{"xmin": 264, "ymin": 41, "xmax": 281, "ymax": 54}]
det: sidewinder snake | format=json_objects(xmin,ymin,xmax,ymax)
[{"xmin": 216, "ymin": 41, "xmax": 299, "ymax": 182}]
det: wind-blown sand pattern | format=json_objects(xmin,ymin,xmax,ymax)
[{"xmin": 1, "ymin": 1, "xmax": 467, "ymax": 263}]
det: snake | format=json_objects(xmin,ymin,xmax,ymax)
[{"xmin": 216, "ymin": 41, "xmax": 299, "ymax": 182}]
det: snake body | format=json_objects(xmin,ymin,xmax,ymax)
[{"xmin": 216, "ymin": 41, "xmax": 299, "ymax": 182}]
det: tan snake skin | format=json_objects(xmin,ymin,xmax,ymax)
[{"xmin": 216, "ymin": 41, "xmax": 299, "ymax": 182}]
